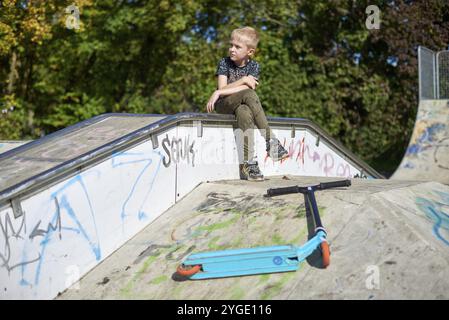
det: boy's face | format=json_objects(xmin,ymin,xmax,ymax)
[{"xmin": 229, "ymin": 37, "xmax": 255, "ymax": 63}]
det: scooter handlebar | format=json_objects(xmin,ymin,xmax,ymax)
[
  {"xmin": 265, "ymin": 185, "xmax": 300, "ymax": 197},
  {"xmin": 318, "ymin": 179, "xmax": 351, "ymax": 190},
  {"xmin": 265, "ymin": 179, "xmax": 351, "ymax": 197}
]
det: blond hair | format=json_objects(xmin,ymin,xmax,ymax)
[{"xmin": 231, "ymin": 27, "xmax": 259, "ymax": 49}]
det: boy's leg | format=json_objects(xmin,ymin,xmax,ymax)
[
  {"xmin": 216, "ymin": 89, "xmax": 287, "ymax": 162},
  {"xmin": 235, "ymin": 106, "xmax": 263, "ymax": 181},
  {"xmin": 232, "ymin": 89, "xmax": 289, "ymax": 161},
  {"xmin": 218, "ymin": 89, "xmax": 273, "ymax": 140},
  {"xmin": 216, "ymin": 96, "xmax": 255, "ymax": 163},
  {"xmin": 234, "ymin": 105, "xmax": 255, "ymax": 163},
  {"xmin": 216, "ymin": 99, "xmax": 263, "ymax": 181}
]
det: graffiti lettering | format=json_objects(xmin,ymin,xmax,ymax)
[
  {"xmin": 0, "ymin": 211, "xmax": 41, "ymax": 273},
  {"xmin": 162, "ymin": 134, "xmax": 195, "ymax": 168},
  {"xmin": 264, "ymin": 137, "xmax": 358, "ymax": 177},
  {"xmin": 336, "ymin": 163, "xmax": 351, "ymax": 178},
  {"xmin": 29, "ymin": 199, "xmax": 62, "ymax": 240},
  {"xmin": 321, "ymin": 153, "xmax": 334, "ymax": 177}
]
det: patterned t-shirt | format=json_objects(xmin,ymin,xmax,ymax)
[{"xmin": 215, "ymin": 57, "xmax": 260, "ymax": 84}]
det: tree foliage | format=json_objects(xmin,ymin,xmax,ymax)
[{"xmin": 1, "ymin": 0, "xmax": 448, "ymax": 174}]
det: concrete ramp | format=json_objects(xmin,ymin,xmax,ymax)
[
  {"xmin": 58, "ymin": 176, "xmax": 449, "ymax": 300},
  {"xmin": 0, "ymin": 113, "xmax": 382, "ymax": 299},
  {"xmin": 392, "ymin": 100, "xmax": 449, "ymax": 184}
]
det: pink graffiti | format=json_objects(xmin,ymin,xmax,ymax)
[
  {"xmin": 265, "ymin": 137, "xmax": 316, "ymax": 166},
  {"xmin": 264, "ymin": 138, "xmax": 351, "ymax": 177},
  {"xmin": 337, "ymin": 163, "xmax": 351, "ymax": 177},
  {"xmin": 320, "ymin": 153, "xmax": 334, "ymax": 176},
  {"xmin": 285, "ymin": 137, "xmax": 306, "ymax": 164}
]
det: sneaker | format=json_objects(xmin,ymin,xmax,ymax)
[
  {"xmin": 266, "ymin": 138, "xmax": 289, "ymax": 161},
  {"xmin": 240, "ymin": 161, "xmax": 264, "ymax": 181}
]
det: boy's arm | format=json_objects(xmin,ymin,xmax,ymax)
[
  {"xmin": 217, "ymin": 75, "xmax": 259, "ymax": 96},
  {"xmin": 207, "ymin": 85, "xmax": 251, "ymax": 113},
  {"xmin": 218, "ymin": 76, "xmax": 247, "ymax": 90},
  {"xmin": 218, "ymin": 76, "xmax": 259, "ymax": 91},
  {"xmin": 207, "ymin": 75, "xmax": 258, "ymax": 113},
  {"xmin": 217, "ymin": 85, "xmax": 253, "ymax": 97}
]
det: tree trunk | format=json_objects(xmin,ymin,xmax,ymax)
[{"xmin": 7, "ymin": 50, "xmax": 19, "ymax": 95}]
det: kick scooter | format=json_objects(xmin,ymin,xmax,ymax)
[{"xmin": 176, "ymin": 179, "xmax": 351, "ymax": 279}]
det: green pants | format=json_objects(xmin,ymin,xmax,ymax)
[{"xmin": 215, "ymin": 89, "xmax": 274, "ymax": 162}]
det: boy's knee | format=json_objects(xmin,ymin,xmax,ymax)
[
  {"xmin": 235, "ymin": 105, "xmax": 253, "ymax": 118},
  {"xmin": 240, "ymin": 89, "xmax": 259, "ymax": 100},
  {"xmin": 241, "ymin": 90, "xmax": 261, "ymax": 110}
]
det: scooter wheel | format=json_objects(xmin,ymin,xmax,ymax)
[
  {"xmin": 176, "ymin": 264, "xmax": 202, "ymax": 277},
  {"xmin": 320, "ymin": 241, "xmax": 330, "ymax": 268}
]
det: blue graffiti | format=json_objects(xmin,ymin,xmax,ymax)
[
  {"xmin": 19, "ymin": 173, "xmax": 102, "ymax": 286},
  {"xmin": 416, "ymin": 191, "xmax": 449, "ymax": 246},
  {"xmin": 33, "ymin": 194, "xmax": 101, "ymax": 285},
  {"xmin": 111, "ymin": 150, "xmax": 163, "ymax": 225},
  {"xmin": 11, "ymin": 146, "xmax": 164, "ymax": 287},
  {"xmin": 406, "ymin": 123, "xmax": 446, "ymax": 155},
  {"xmin": 403, "ymin": 162, "xmax": 415, "ymax": 169}
]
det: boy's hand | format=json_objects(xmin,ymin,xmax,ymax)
[
  {"xmin": 206, "ymin": 90, "xmax": 221, "ymax": 113},
  {"xmin": 243, "ymin": 76, "xmax": 259, "ymax": 90}
]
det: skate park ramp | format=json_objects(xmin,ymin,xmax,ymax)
[
  {"xmin": 391, "ymin": 99, "xmax": 449, "ymax": 184},
  {"xmin": 58, "ymin": 176, "xmax": 449, "ymax": 300},
  {"xmin": 0, "ymin": 112, "xmax": 383, "ymax": 299}
]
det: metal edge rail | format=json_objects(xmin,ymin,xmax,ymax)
[{"xmin": 0, "ymin": 112, "xmax": 383, "ymax": 208}]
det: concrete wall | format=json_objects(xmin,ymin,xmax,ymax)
[
  {"xmin": 0, "ymin": 122, "xmax": 367, "ymax": 299},
  {"xmin": 392, "ymin": 99, "xmax": 449, "ymax": 183}
]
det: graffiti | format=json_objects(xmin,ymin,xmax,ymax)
[
  {"xmin": 0, "ymin": 174, "xmax": 102, "ymax": 287},
  {"xmin": 416, "ymin": 191, "xmax": 449, "ymax": 246},
  {"xmin": 285, "ymin": 137, "xmax": 303, "ymax": 164},
  {"xmin": 321, "ymin": 153, "xmax": 334, "ymax": 177},
  {"xmin": 337, "ymin": 163, "xmax": 351, "ymax": 177},
  {"xmin": 270, "ymin": 137, "xmax": 319, "ymax": 166},
  {"xmin": 112, "ymin": 150, "xmax": 163, "ymax": 223},
  {"xmin": 162, "ymin": 134, "xmax": 195, "ymax": 168},
  {"xmin": 264, "ymin": 137, "xmax": 354, "ymax": 178},
  {"xmin": 402, "ymin": 162, "xmax": 415, "ymax": 170},
  {"xmin": 0, "ymin": 210, "xmax": 41, "ymax": 273},
  {"xmin": 406, "ymin": 123, "xmax": 446, "ymax": 156},
  {"xmin": 31, "ymin": 193, "xmax": 100, "ymax": 286},
  {"xmin": 0, "ymin": 194, "xmax": 100, "ymax": 287},
  {"xmin": 434, "ymin": 137, "xmax": 449, "ymax": 170},
  {"xmin": 29, "ymin": 198, "xmax": 62, "ymax": 240},
  {"xmin": 1, "ymin": 143, "xmax": 166, "ymax": 295}
]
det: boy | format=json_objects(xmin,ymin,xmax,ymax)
[{"xmin": 206, "ymin": 26, "xmax": 288, "ymax": 181}]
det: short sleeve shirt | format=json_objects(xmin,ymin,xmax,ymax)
[{"xmin": 215, "ymin": 57, "xmax": 260, "ymax": 84}]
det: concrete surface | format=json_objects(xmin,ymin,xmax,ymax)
[
  {"xmin": 58, "ymin": 176, "xmax": 449, "ymax": 300},
  {"xmin": 0, "ymin": 116, "xmax": 164, "ymax": 192},
  {"xmin": 392, "ymin": 99, "xmax": 449, "ymax": 184}
]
